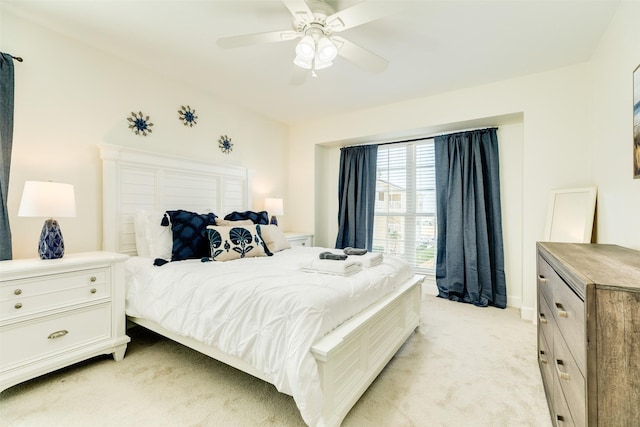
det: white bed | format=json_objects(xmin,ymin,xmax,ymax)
[{"xmin": 100, "ymin": 144, "xmax": 423, "ymax": 427}]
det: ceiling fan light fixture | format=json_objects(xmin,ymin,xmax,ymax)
[
  {"xmin": 313, "ymin": 58, "xmax": 332, "ymax": 70},
  {"xmin": 294, "ymin": 55, "xmax": 313, "ymax": 70},
  {"xmin": 295, "ymin": 35, "xmax": 316, "ymax": 61},
  {"xmin": 316, "ymin": 37, "xmax": 338, "ymax": 62}
]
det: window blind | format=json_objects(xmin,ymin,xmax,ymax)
[{"xmin": 373, "ymin": 139, "xmax": 437, "ymax": 275}]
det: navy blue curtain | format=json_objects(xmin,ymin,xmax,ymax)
[
  {"xmin": 434, "ymin": 128, "xmax": 507, "ymax": 308},
  {"xmin": 335, "ymin": 145, "xmax": 378, "ymax": 251},
  {"xmin": 0, "ymin": 53, "xmax": 15, "ymax": 261}
]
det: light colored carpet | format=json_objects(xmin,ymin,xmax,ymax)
[{"xmin": 0, "ymin": 293, "xmax": 552, "ymax": 427}]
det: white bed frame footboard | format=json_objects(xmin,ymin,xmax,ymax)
[{"xmin": 100, "ymin": 144, "xmax": 423, "ymax": 426}]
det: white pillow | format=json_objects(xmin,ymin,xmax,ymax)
[
  {"xmin": 259, "ymin": 224, "xmax": 291, "ymax": 253},
  {"xmin": 134, "ymin": 210, "xmax": 172, "ymax": 259}
]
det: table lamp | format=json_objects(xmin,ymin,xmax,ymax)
[
  {"xmin": 18, "ymin": 181, "xmax": 76, "ymax": 259},
  {"xmin": 264, "ymin": 198, "xmax": 284, "ymax": 226}
]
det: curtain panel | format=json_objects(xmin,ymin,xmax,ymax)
[
  {"xmin": 0, "ymin": 52, "xmax": 15, "ymax": 260},
  {"xmin": 434, "ymin": 128, "xmax": 507, "ymax": 308},
  {"xmin": 335, "ymin": 145, "xmax": 378, "ymax": 251}
]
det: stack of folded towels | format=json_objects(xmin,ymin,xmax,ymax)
[{"xmin": 299, "ymin": 247, "xmax": 383, "ymax": 276}]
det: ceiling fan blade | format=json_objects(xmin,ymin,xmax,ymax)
[
  {"xmin": 325, "ymin": 2, "xmax": 404, "ymax": 32},
  {"xmin": 217, "ymin": 30, "xmax": 298, "ymax": 49},
  {"xmin": 333, "ymin": 36, "xmax": 388, "ymax": 73},
  {"xmin": 281, "ymin": 0, "xmax": 315, "ymax": 23},
  {"xmin": 290, "ymin": 66, "xmax": 308, "ymax": 85}
]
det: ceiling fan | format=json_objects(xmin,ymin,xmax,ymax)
[{"xmin": 216, "ymin": 0, "xmax": 402, "ymax": 81}]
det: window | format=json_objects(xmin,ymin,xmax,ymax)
[{"xmin": 373, "ymin": 139, "xmax": 436, "ymax": 275}]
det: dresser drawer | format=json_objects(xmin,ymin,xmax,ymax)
[
  {"xmin": 553, "ymin": 373, "xmax": 576, "ymax": 427},
  {"xmin": 538, "ymin": 329, "xmax": 554, "ymax": 410},
  {"xmin": 0, "ymin": 269, "xmax": 108, "ymax": 320},
  {"xmin": 553, "ymin": 329, "xmax": 585, "ymax": 427},
  {"xmin": 537, "ymin": 255, "xmax": 555, "ymax": 306},
  {"xmin": 0, "ymin": 303, "xmax": 112, "ymax": 370},
  {"xmin": 551, "ymin": 276, "xmax": 586, "ymax": 374},
  {"xmin": 538, "ymin": 289, "xmax": 554, "ymax": 346}
]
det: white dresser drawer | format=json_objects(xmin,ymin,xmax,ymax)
[
  {"xmin": 1, "ymin": 268, "xmax": 108, "ymax": 320},
  {"xmin": 0, "ymin": 303, "xmax": 112, "ymax": 371},
  {"xmin": 285, "ymin": 233, "xmax": 313, "ymax": 247}
]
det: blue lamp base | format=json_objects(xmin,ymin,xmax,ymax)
[
  {"xmin": 270, "ymin": 215, "xmax": 278, "ymax": 226},
  {"xmin": 38, "ymin": 218, "xmax": 65, "ymax": 259}
]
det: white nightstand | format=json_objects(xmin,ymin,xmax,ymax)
[
  {"xmin": 284, "ymin": 232, "xmax": 314, "ymax": 247},
  {"xmin": 0, "ymin": 251, "xmax": 130, "ymax": 392}
]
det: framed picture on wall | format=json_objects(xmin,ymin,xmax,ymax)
[{"xmin": 634, "ymin": 64, "xmax": 640, "ymax": 179}]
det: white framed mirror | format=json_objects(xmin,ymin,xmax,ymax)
[{"xmin": 544, "ymin": 187, "xmax": 597, "ymax": 243}]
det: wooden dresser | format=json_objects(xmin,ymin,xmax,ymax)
[{"xmin": 536, "ymin": 242, "xmax": 640, "ymax": 426}]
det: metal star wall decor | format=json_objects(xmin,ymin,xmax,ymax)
[
  {"xmin": 178, "ymin": 105, "xmax": 198, "ymax": 127},
  {"xmin": 127, "ymin": 111, "xmax": 154, "ymax": 136},
  {"xmin": 218, "ymin": 135, "xmax": 233, "ymax": 154}
]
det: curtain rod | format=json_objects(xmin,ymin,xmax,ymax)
[{"xmin": 344, "ymin": 126, "xmax": 499, "ymax": 149}]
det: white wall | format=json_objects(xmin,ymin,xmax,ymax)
[
  {"xmin": 589, "ymin": 2, "xmax": 640, "ymax": 249},
  {"xmin": 2, "ymin": 10, "xmax": 289, "ymax": 259}
]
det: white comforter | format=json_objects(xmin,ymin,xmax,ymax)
[{"xmin": 125, "ymin": 246, "xmax": 413, "ymax": 426}]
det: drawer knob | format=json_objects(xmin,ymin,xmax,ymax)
[
  {"xmin": 555, "ymin": 359, "xmax": 570, "ymax": 381},
  {"xmin": 13, "ymin": 289, "xmax": 22, "ymax": 295},
  {"xmin": 90, "ymin": 288, "xmax": 97, "ymax": 294},
  {"xmin": 14, "ymin": 302, "xmax": 22, "ymax": 309},
  {"xmin": 555, "ymin": 303, "xmax": 569, "ymax": 318},
  {"xmin": 48, "ymin": 330, "xmax": 69, "ymax": 340},
  {"xmin": 539, "ymin": 313, "xmax": 547, "ymax": 324},
  {"xmin": 538, "ymin": 275, "xmax": 547, "ymax": 283},
  {"xmin": 90, "ymin": 276, "xmax": 97, "ymax": 283},
  {"xmin": 539, "ymin": 351, "xmax": 548, "ymax": 364}
]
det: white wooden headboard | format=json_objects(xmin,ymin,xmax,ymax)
[{"xmin": 99, "ymin": 144, "xmax": 251, "ymax": 255}]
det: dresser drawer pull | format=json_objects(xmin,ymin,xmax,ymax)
[
  {"xmin": 555, "ymin": 359, "xmax": 570, "ymax": 381},
  {"xmin": 14, "ymin": 289, "xmax": 22, "ymax": 295},
  {"xmin": 557, "ymin": 415, "xmax": 565, "ymax": 423},
  {"xmin": 90, "ymin": 276, "xmax": 97, "ymax": 282},
  {"xmin": 539, "ymin": 351, "xmax": 548, "ymax": 364},
  {"xmin": 14, "ymin": 302, "xmax": 22, "ymax": 309},
  {"xmin": 538, "ymin": 275, "xmax": 547, "ymax": 283},
  {"xmin": 48, "ymin": 330, "xmax": 69, "ymax": 340},
  {"xmin": 555, "ymin": 303, "xmax": 569, "ymax": 318},
  {"xmin": 539, "ymin": 313, "xmax": 547, "ymax": 324},
  {"xmin": 90, "ymin": 288, "xmax": 97, "ymax": 294}
]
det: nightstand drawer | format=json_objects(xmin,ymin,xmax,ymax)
[
  {"xmin": 0, "ymin": 269, "xmax": 108, "ymax": 320},
  {"xmin": 0, "ymin": 303, "xmax": 111, "ymax": 371}
]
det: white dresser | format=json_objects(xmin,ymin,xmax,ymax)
[
  {"xmin": 0, "ymin": 251, "xmax": 130, "ymax": 392},
  {"xmin": 284, "ymin": 232, "xmax": 314, "ymax": 247}
]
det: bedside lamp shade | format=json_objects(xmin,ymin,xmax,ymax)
[
  {"xmin": 264, "ymin": 198, "xmax": 284, "ymax": 226},
  {"xmin": 18, "ymin": 181, "xmax": 76, "ymax": 259}
]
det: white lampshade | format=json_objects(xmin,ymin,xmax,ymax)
[
  {"xmin": 18, "ymin": 181, "xmax": 77, "ymax": 218},
  {"xmin": 316, "ymin": 37, "xmax": 337, "ymax": 62},
  {"xmin": 264, "ymin": 198, "xmax": 284, "ymax": 216},
  {"xmin": 295, "ymin": 35, "xmax": 316, "ymax": 61},
  {"xmin": 293, "ymin": 55, "xmax": 313, "ymax": 70}
]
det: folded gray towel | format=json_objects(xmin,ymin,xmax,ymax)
[
  {"xmin": 344, "ymin": 247, "xmax": 368, "ymax": 256},
  {"xmin": 319, "ymin": 251, "xmax": 348, "ymax": 260}
]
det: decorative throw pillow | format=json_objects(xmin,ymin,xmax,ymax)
[
  {"xmin": 206, "ymin": 225, "xmax": 267, "ymax": 261},
  {"xmin": 223, "ymin": 210, "xmax": 269, "ymax": 225},
  {"xmin": 134, "ymin": 210, "xmax": 173, "ymax": 259},
  {"xmin": 214, "ymin": 218, "xmax": 253, "ymax": 226},
  {"xmin": 164, "ymin": 210, "xmax": 218, "ymax": 261},
  {"xmin": 259, "ymin": 224, "xmax": 291, "ymax": 253}
]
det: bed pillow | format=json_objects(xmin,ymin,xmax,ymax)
[
  {"xmin": 164, "ymin": 209, "xmax": 218, "ymax": 261},
  {"xmin": 206, "ymin": 225, "xmax": 267, "ymax": 261},
  {"xmin": 134, "ymin": 210, "xmax": 172, "ymax": 259},
  {"xmin": 214, "ymin": 218, "xmax": 253, "ymax": 226},
  {"xmin": 223, "ymin": 210, "xmax": 269, "ymax": 225},
  {"xmin": 259, "ymin": 224, "xmax": 291, "ymax": 253}
]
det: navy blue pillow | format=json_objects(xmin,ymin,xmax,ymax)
[
  {"xmin": 164, "ymin": 210, "xmax": 218, "ymax": 261},
  {"xmin": 223, "ymin": 210, "xmax": 269, "ymax": 225}
]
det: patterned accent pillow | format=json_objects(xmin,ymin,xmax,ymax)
[
  {"xmin": 223, "ymin": 210, "xmax": 269, "ymax": 225},
  {"xmin": 164, "ymin": 210, "xmax": 218, "ymax": 261},
  {"xmin": 206, "ymin": 225, "xmax": 267, "ymax": 261}
]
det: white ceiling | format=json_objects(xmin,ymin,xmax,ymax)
[{"xmin": 3, "ymin": 0, "xmax": 620, "ymax": 124}]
